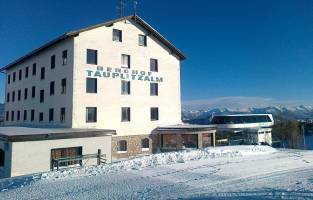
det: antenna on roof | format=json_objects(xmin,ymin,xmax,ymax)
[
  {"xmin": 117, "ymin": 0, "xmax": 125, "ymax": 18},
  {"xmin": 133, "ymin": 1, "xmax": 138, "ymax": 16}
]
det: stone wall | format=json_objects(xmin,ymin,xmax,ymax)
[{"xmin": 112, "ymin": 135, "xmax": 153, "ymax": 161}]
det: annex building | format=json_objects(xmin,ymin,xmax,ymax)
[
  {"xmin": 0, "ymin": 15, "xmax": 215, "ymax": 177},
  {"xmin": 211, "ymin": 114, "xmax": 274, "ymax": 146}
]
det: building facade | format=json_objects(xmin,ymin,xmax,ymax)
[
  {"xmin": 1, "ymin": 15, "xmax": 198, "ymax": 161},
  {"xmin": 211, "ymin": 114, "xmax": 274, "ymax": 146}
]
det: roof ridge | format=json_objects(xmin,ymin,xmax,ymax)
[{"xmin": 1, "ymin": 15, "xmax": 185, "ymax": 72}]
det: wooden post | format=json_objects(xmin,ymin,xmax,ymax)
[
  {"xmin": 57, "ymin": 160, "xmax": 59, "ymax": 171},
  {"xmin": 97, "ymin": 149, "xmax": 101, "ymax": 165}
]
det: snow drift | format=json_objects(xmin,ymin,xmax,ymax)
[{"xmin": 41, "ymin": 145, "xmax": 276, "ymax": 180}]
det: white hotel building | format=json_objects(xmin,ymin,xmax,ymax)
[{"xmin": 0, "ymin": 15, "xmax": 216, "ymax": 177}]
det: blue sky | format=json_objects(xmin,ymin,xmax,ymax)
[{"xmin": 0, "ymin": 0, "xmax": 312, "ymax": 108}]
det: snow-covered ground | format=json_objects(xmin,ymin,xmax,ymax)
[{"xmin": 1, "ymin": 145, "xmax": 313, "ymax": 199}]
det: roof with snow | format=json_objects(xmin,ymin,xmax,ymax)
[
  {"xmin": 0, "ymin": 127, "xmax": 116, "ymax": 142},
  {"xmin": 157, "ymin": 124, "xmax": 216, "ymax": 132},
  {"xmin": 0, "ymin": 15, "xmax": 186, "ymax": 72}
]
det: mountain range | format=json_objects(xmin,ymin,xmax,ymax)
[{"xmin": 182, "ymin": 105, "xmax": 313, "ymax": 124}]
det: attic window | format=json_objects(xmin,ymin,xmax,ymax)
[
  {"xmin": 113, "ymin": 29, "xmax": 122, "ymax": 42},
  {"xmin": 138, "ymin": 34, "xmax": 147, "ymax": 46}
]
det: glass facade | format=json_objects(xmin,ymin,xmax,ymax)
[{"xmin": 211, "ymin": 115, "xmax": 272, "ymax": 124}]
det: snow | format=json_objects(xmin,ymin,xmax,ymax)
[
  {"xmin": 1, "ymin": 145, "xmax": 313, "ymax": 199},
  {"xmin": 41, "ymin": 145, "xmax": 276, "ymax": 180}
]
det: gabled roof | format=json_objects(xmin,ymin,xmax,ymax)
[{"xmin": 0, "ymin": 15, "xmax": 186, "ymax": 72}]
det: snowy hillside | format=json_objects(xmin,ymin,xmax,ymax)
[
  {"xmin": 1, "ymin": 146, "xmax": 313, "ymax": 199},
  {"xmin": 182, "ymin": 105, "xmax": 313, "ymax": 123}
]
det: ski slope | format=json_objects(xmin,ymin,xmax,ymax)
[{"xmin": 1, "ymin": 146, "xmax": 313, "ymax": 200}]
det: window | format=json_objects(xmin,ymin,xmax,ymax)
[
  {"xmin": 141, "ymin": 138, "xmax": 150, "ymax": 150},
  {"xmin": 50, "ymin": 81, "xmax": 55, "ymax": 96},
  {"xmin": 6, "ymin": 111, "xmax": 9, "ymax": 121},
  {"xmin": 23, "ymin": 110, "xmax": 27, "ymax": 121},
  {"xmin": 18, "ymin": 90, "xmax": 21, "ymax": 101},
  {"xmin": 121, "ymin": 107, "xmax": 130, "ymax": 122},
  {"xmin": 7, "ymin": 74, "xmax": 10, "ymax": 84},
  {"xmin": 87, "ymin": 49, "xmax": 97, "ymax": 65},
  {"xmin": 61, "ymin": 78, "xmax": 66, "ymax": 94},
  {"xmin": 117, "ymin": 140, "xmax": 127, "ymax": 152},
  {"xmin": 86, "ymin": 107, "xmax": 97, "ymax": 123},
  {"xmin": 121, "ymin": 54, "xmax": 130, "ymax": 68},
  {"xmin": 86, "ymin": 78, "xmax": 97, "ymax": 93},
  {"xmin": 11, "ymin": 111, "xmax": 14, "ymax": 121},
  {"xmin": 62, "ymin": 50, "xmax": 68, "ymax": 65},
  {"xmin": 18, "ymin": 69, "xmax": 22, "ymax": 80},
  {"xmin": 51, "ymin": 147, "xmax": 82, "ymax": 168},
  {"xmin": 41, "ymin": 67, "xmax": 45, "ymax": 80},
  {"xmin": 13, "ymin": 72, "xmax": 16, "ymax": 82},
  {"xmin": 6, "ymin": 93, "xmax": 10, "ymax": 103},
  {"xmin": 12, "ymin": 91, "xmax": 15, "ymax": 102},
  {"xmin": 40, "ymin": 90, "xmax": 44, "ymax": 103},
  {"xmin": 32, "ymin": 86, "xmax": 36, "ymax": 98},
  {"xmin": 32, "ymin": 63, "xmax": 37, "ymax": 75},
  {"xmin": 150, "ymin": 83, "xmax": 158, "ymax": 96},
  {"xmin": 113, "ymin": 29, "xmax": 122, "ymax": 42},
  {"xmin": 60, "ymin": 107, "xmax": 66, "ymax": 123},
  {"xmin": 49, "ymin": 108, "xmax": 54, "ymax": 122},
  {"xmin": 151, "ymin": 107, "xmax": 159, "ymax": 121},
  {"xmin": 0, "ymin": 149, "xmax": 4, "ymax": 167},
  {"xmin": 150, "ymin": 59, "xmax": 158, "ymax": 72},
  {"xmin": 31, "ymin": 110, "xmax": 35, "ymax": 121},
  {"xmin": 138, "ymin": 34, "xmax": 147, "ymax": 46},
  {"xmin": 39, "ymin": 112, "xmax": 44, "ymax": 122},
  {"xmin": 51, "ymin": 55, "xmax": 55, "ymax": 69},
  {"xmin": 17, "ymin": 110, "xmax": 20, "ymax": 121},
  {"xmin": 25, "ymin": 67, "xmax": 29, "ymax": 78},
  {"xmin": 121, "ymin": 81, "xmax": 130, "ymax": 95},
  {"xmin": 24, "ymin": 88, "xmax": 28, "ymax": 100}
]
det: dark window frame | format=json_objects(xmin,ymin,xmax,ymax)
[
  {"xmin": 24, "ymin": 88, "xmax": 28, "ymax": 100},
  {"xmin": 113, "ymin": 29, "xmax": 122, "ymax": 42},
  {"xmin": 86, "ymin": 107, "xmax": 97, "ymax": 123},
  {"xmin": 32, "ymin": 86, "xmax": 36, "ymax": 98},
  {"xmin": 86, "ymin": 78, "xmax": 97, "ymax": 93},
  {"xmin": 49, "ymin": 108, "xmax": 54, "ymax": 122},
  {"xmin": 51, "ymin": 55, "xmax": 56, "ymax": 69},
  {"xmin": 151, "ymin": 107, "xmax": 159, "ymax": 121},
  {"xmin": 40, "ymin": 90, "xmax": 44, "ymax": 103},
  {"xmin": 87, "ymin": 49, "xmax": 98, "ymax": 65},
  {"xmin": 50, "ymin": 81, "xmax": 55, "ymax": 96},
  {"xmin": 61, "ymin": 78, "xmax": 66, "ymax": 94},
  {"xmin": 121, "ymin": 54, "xmax": 131, "ymax": 68},
  {"xmin": 40, "ymin": 67, "xmax": 45, "ymax": 80},
  {"xmin": 121, "ymin": 80, "xmax": 130, "ymax": 95},
  {"xmin": 117, "ymin": 140, "xmax": 127, "ymax": 152},
  {"xmin": 150, "ymin": 58, "xmax": 158, "ymax": 72},
  {"xmin": 60, "ymin": 107, "xmax": 66, "ymax": 123},
  {"xmin": 138, "ymin": 34, "xmax": 147, "ymax": 46},
  {"xmin": 121, "ymin": 107, "xmax": 131, "ymax": 122},
  {"xmin": 32, "ymin": 63, "xmax": 37, "ymax": 75},
  {"xmin": 62, "ymin": 50, "xmax": 68, "ymax": 65},
  {"xmin": 150, "ymin": 83, "xmax": 158, "ymax": 96}
]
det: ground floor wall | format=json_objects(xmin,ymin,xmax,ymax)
[
  {"xmin": 7, "ymin": 136, "xmax": 112, "ymax": 178},
  {"xmin": 112, "ymin": 135, "xmax": 153, "ymax": 161}
]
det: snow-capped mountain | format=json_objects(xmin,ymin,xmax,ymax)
[{"xmin": 182, "ymin": 105, "xmax": 313, "ymax": 124}]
